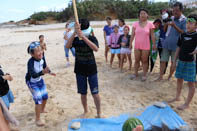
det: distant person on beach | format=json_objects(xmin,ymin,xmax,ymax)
[
  {"xmin": 64, "ymin": 23, "xmax": 75, "ymax": 67},
  {"xmin": 0, "ymin": 65, "xmax": 15, "ymax": 130},
  {"xmin": 118, "ymin": 18, "xmax": 126, "ymax": 35},
  {"xmin": 119, "ymin": 25, "xmax": 132, "ymax": 71},
  {"xmin": 156, "ymin": 2, "xmax": 186, "ymax": 81},
  {"xmin": 103, "ymin": 17, "xmax": 114, "ymax": 62},
  {"xmin": 129, "ymin": 9, "xmax": 156, "ymax": 81},
  {"xmin": 39, "ymin": 35, "xmax": 47, "ymax": 51},
  {"xmin": 168, "ymin": 14, "xmax": 197, "ymax": 110},
  {"xmin": 66, "ymin": 19, "xmax": 101, "ymax": 118},
  {"xmin": 149, "ymin": 19, "xmax": 162, "ymax": 73},
  {"xmin": 118, "ymin": 18, "xmax": 127, "ymax": 63},
  {"xmin": 91, "ymin": 27, "xmax": 95, "ymax": 37},
  {"xmin": 26, "ymin": 42, "xmax": 56, "ymax": 126},
  {"xmin": 108, "ymin": 25, "xmax": 121, "ymax": 68}
]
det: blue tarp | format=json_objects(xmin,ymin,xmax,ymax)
[
  {"xmin": 68, "ymin": 104, "xmax": 187, "ymax": 131},
  {"xmin": 137, "ymin": 105, "xmax": 187, "ymax": 130},
  {"xmin": 68, "ymin": 114, "xmax": 129, "ymax": 131}
]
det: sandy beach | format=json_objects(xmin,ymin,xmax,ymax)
[{"xmin": 0, "ymin": 21, "xmax": 197, "ymax": 131}]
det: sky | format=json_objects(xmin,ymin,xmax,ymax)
[{"xmin": 0, "ymin": 0, "xmax": 169, "ymax": 23}]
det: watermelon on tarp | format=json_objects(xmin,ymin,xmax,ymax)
[{"xmin": 122, "ymin": 118, "xmax": 144, "ymax": 131}]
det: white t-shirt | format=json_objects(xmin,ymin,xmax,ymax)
[
  {"xmin": 119, "ymin": 25, "xmax": 125, "ymax": 35},
  {"xmin": 64, "ymin": 31, "xmax": 73, "ymax": 46}
]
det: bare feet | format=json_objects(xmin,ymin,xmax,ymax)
[
  {"xmin": 95, "ymin": 113, "xmax": 105, "ymax": 118},
  {"xmin": 141, "ymin": 76, "xmax": 147, "ymax": 81},
  {"xmin": 10, "ymin": 126, "xmax": 19, "ymax": 131},
  {"xmin": 177, "ymin": 104, "xmax": 189, "ymax": 110},
  {"xmin": 36, "ymin": 120, "xmax": 45, "ymax": 127},
  {"xmin": 168, "ymin": 75, "xmax": 172, "ymax": 81},
  {"xmin": 132, "ymin": 125, "xmax": 143, "ymax": 131},
  {"xmin": 167, "ymin": 98, "xmax": 181, "ymax": 103},
  {"xmin": 154, "ymin": 76, "xmax": 163, "ymax": 82},
  {"xmin": 130, "ymin": 74, "xmax": 137, "ymax": 80},
  {"xmin": 80, "ymin": 112, "xmax": 88, "ymax": 118}
]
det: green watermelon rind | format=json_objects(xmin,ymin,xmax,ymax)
[{"xmin": 122, "ymin": 118, "xmax": 144, "ymax": 131}]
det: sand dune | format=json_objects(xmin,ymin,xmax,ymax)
[{"xmin": 0, "ymin": 22, "xmax": 196, "ymax": 131}]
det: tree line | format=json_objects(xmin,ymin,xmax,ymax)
[{"xmin": 29, "ymin": 0, "xmax": 196, "ymax": 22}]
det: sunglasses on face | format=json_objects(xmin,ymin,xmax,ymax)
[{"xmin": 187, "ymin": 18, "xmax": 197, "ymax": 23}]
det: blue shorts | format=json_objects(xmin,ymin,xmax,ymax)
[
  {"xmin": 26, "ymin": 78, "xmax": 48, "ymax": 105},
  {"xmin": 1, "ymin": 90, "xmax": 14, "ymax": 108},
  {"xmin": 175, "ymin": 60, "xmax": 196, "ymax": 82},
  {"xmin": 111, "ymin": 49, "xmax": 120, "ymax": 54},
  {"xmin": 76, "ymin": 73, "xmax": 99, "ymax": 95}
]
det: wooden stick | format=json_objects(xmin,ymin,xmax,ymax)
[
  {"xmin": 72, "ymin": 0, "xmax": 82, "ymax": 40},
  {"xmin": 72, "ymin": 0, "xmax": 79, "ymax": 23}
]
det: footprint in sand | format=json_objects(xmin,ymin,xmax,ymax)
[
  {"xmin": 49, "ymin": 95, "xmax": 55, "ymax": 99},
  {"xmin": 66, "ymin": 83, "xmax": 71, "ymax": 87},
  {"xmin": 58, "ymin": 109, "xmax": 64, "ymax": 116},
  {"xmin": 46, "ymin": 84, "xmax": 52, "ymax": 89},
  {"xmin": 26, "ymin": 112, "xmax": 34, "ymax": 122}
]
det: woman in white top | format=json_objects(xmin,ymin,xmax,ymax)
[{"xmin": 118, "ymin": 18, "xmax": 126, "ymax": 35}]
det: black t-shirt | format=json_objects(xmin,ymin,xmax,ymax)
[
  {"xmin": 177, "ymin": 32, "xmax": 197, "ymax": 62},
  {"xmin": 0, "ymin": 68, "xmax": 9, "ymax": 97},
  {"xmin": 72, "ymin": 36, "xmax": 99, "ymax": 76}
]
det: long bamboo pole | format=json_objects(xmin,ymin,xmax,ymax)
[{"xmin": 72, "ymin": 0, "xmax": 82, "ymax": 40}]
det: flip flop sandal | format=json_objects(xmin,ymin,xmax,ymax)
[
  {"xmin": 141, "ymin": 76, "xmax": 147, "ymax": 81},
  {"xmin": 130, "ymin": 74, "xmax": 137, "ymax": 80}
]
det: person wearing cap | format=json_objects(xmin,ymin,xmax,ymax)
[
  {"xmin": 168, "ymin": 14, "xmax": 197, "ymax": 110},
  {"xmin": 66, "ymin": 19, "xmax": 102, "ymax": 118},
  {"xmin": 25, "ymin": 42, "xmax": 56, "ymax": 126}
]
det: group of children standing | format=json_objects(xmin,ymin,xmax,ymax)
[
  {"xmin": 104, "ymin": 18, "xmax": 132, "ymax": 71},
  {"xmin": 103, "ymin": 2, "xmax": 197, "ymax": 110}
]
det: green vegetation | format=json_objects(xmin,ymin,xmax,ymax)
[{"xmin": 29, "ymin": 0, "xmax": 197, "ymax": 22}]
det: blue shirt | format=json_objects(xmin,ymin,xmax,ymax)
[
  {"xmin": 163, "ymin": 15, "xmax": 186, "ymax": 51},
  {"xmin": 103, "ymin": 25, "xmax": 113, "ymax": 36}
]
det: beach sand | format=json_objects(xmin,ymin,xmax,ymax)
[{"xmin": 0, "ymin": 21, "xmax": 196, "ymax": 131}]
